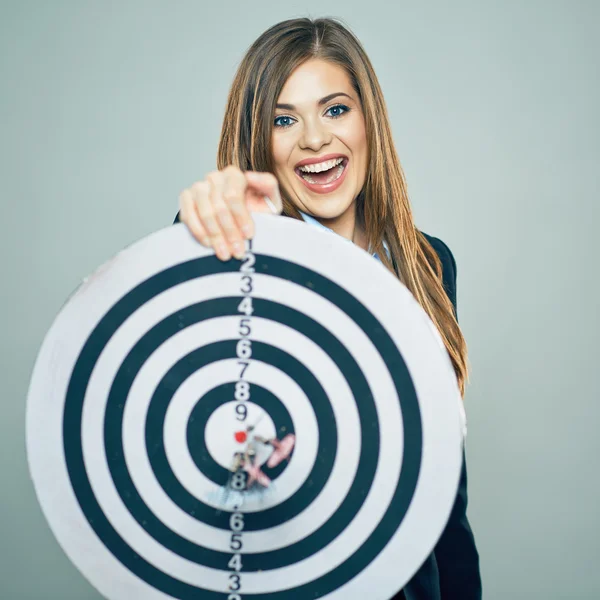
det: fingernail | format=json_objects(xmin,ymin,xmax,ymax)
[
  {"xmin": 216, "ymin": 244, "xmax": 230, "ymax": 260},
  {"xmin": 231, "ymin": 241, "xmax": 244, "ymax": 258}
]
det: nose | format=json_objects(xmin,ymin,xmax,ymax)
[{"xmin": 299, "ymin": 117, "xmax": 333, "ymax": 151}]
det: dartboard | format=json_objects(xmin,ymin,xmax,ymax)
[{"xmin": 26, "ymin": 214, "xmax": 464, "ymax": 600}]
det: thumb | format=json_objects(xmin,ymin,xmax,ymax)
[{"xmin": 244, "ymin": 171, "xmax": 283, "ymax": 214}]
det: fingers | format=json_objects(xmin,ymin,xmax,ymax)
[
  {"xmin": 206, "ymin": 170, "xmax": 246, "ymax": 260},
  {"xmin": 180, "ymin": 179, "xmax": 231, "ymax": 259},
  {"xmin": 177, "ymin": 167, "xmax": 283, "ymax": 262},
  {"xmin": 178, "ymin": 167, "xmax": 250, "ymax": 261},
  {"xmin": 221, "ymin": 165, "xmax": 254, "ymax": 246},
  {"xmin": 244, "ymin": 171, "xmax": 284, "ymax": 214},
  {"xmin": 178, "ymin": 188, "xmax": 209, "ymax": 246}
]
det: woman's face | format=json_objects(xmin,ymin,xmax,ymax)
[{"xmin": 271, "ymin": 58, "xmax": 368, "ymax": 223}]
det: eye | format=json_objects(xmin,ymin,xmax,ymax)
[
  {"xmin": 273, "ymin": 115, "xmax": 294, "ymax": 129},
  {"xmin": 273, "ymin": 104, "xmax": 351, "ymax": 129},
  {"xmin": 326, "ymin": 104, "xmax": 350, "ymax": 119}
]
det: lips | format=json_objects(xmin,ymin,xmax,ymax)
[
  {"xmin": 294, "ymin": 153, "xmax": 349, "ymax": 171},
  {"xmin": 294, "ymin": 156, "xmax": 349, "ymax": 194},
  {"xmin": 294, "ymin": 158, "xmax": 349, "ymax": 180}
]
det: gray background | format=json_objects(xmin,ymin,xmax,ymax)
[{"xmin": 1, "ymin": 1, "xmax": 598, "ymax": 598}]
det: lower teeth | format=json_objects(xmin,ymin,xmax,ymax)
[{"xmin": 301, "ymin": 163, "xmax": 345, "ymax": 185}]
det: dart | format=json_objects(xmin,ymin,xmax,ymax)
[
  {"xmin": 245, "ymin": 409, "xmax": 266, "ymax": 433},
  {"xmin": 242, "ymin": 459, "xmax": 272, "ymax": 488},
  {"xmin": 266, "ymin": 433, "xmax": 296, "ymax": 468}
]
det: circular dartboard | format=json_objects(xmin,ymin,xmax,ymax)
[{"xmin": 26, "ymin": 214, "xmax": 464, "ymax": 600}]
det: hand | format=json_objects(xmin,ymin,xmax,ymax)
[{"xmin": 178, "ymin": 166, "xmax": 283, "ymax": 260}]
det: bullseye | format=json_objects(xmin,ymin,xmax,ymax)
[{"xmin": 203, "ymin": 401, "xmax": 276, "ymax": 470}]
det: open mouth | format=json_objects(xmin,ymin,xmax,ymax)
[{"xmin": 295, "ymin": 158, "xmax": 348, "ymax": 185}]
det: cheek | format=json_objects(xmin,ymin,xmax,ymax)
[
  {"xmin": 349, "ymin": 125, "xmax": 368, "ymax": 154},
  {"xmin": 270, "ymin": 136, "xmax": 283, "ymax": 168},
  {"xmin": 271, "ymin": 135, "xmax": 294, "ymax": 171},
  {"xmin": 337, "ymin": 118, "xmax": 367, "ymax": 155}
]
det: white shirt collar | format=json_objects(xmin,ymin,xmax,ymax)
[{"xmin": 297, "ymin": 210, "xmax": 389, "ymax": 262}]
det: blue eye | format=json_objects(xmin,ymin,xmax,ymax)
[
  {"xmin": 327, "ymin": 104, "xmax": 349, "ymax": 118},
  {"xmin": 274, "ymin": 116, "xmax": 294, "ymax": 129},
  {"xmin": 274, "ymin": 104, "xmax": 350, "ymax": 129}
]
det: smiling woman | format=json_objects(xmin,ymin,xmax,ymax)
[
  {"xmin": 175, "ymin": 16, "xmax": 482, "ymax": 599},
  {"xmin": 271, "ymin": 61, "xmax": 368, "ymax": 228}
]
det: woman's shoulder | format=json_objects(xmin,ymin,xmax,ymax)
[
  {"xmin": 419, "ymin": 231, "xmax": 456, "ymax": 277},
  {"xmin": 418, "ymin": 230, "xmax": 458, "ymax": 314}
]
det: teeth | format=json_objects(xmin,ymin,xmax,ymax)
[
  {"xmin": 300, "ymin": 162, "xmax": 345, "ymax": 185},
  {"xmin": 298, "ymin": 157, "xmax": 345, "ymax": 173}
]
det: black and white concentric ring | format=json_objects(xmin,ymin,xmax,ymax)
[{"xmin": 27, "ymin": 215, "xmax": 464, "ymax": 600}]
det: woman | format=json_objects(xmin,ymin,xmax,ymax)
[{"xmin": 175, "ymin": 17, "xmax": 481, "ymax": 600}]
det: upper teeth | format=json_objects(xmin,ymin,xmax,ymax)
[{"xmin": 298, "ymin": 157, "xmax": 345, "ymax": 173}]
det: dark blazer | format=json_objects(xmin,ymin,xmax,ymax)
[
  {"xmin": 395, "ymin": 232, "xmax": 482, "ymax": 600},
  {"xmin": 172, "ymin": 213, "xmax": 482, "ymax": 599}
]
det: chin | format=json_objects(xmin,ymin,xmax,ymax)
[{"xmin": 305, "ymin": 200, "xmax": 354, "ymax": 221}]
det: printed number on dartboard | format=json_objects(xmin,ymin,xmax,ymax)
[
  {"xmin": 227, "ymin": 495, "xmax": 245, "ymax": 595},
  {"xmin": 234, "ymin": 240, "xmax": 254, "ymax": 427},
  {"xmin": 227, "ymin": 241, "xmax": 255, "ymax": 597}
]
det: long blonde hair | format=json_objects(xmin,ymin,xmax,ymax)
[{"xmin": 216, "ymin": 17, "xmax": 469, "ymax": 397}]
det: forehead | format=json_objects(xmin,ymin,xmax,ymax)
[{"xmin": 277, "ymin": 59, "xmax": 352, "ymax": 103}]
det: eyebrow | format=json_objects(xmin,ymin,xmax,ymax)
[{"xmin": 275, "ymin": 92, "xmax": 353, "ymax": 110}]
